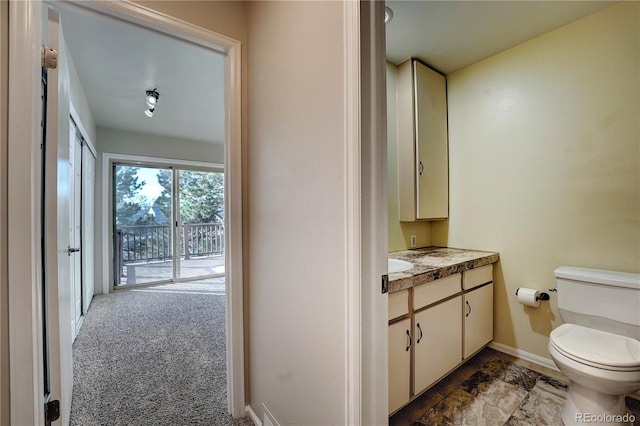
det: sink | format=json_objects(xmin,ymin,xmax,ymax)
[{"xmin": 388, "ymin": 258, "xmax": 414, "ymax": 273}]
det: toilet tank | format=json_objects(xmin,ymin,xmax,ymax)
[{"xmin": 554, "ymin": 266, "xmax": 640, "ymax": 340}]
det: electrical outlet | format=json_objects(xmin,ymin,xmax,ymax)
[{"xmin": 410, "ymin": 235, "xmax": 417, "ymax": 248}]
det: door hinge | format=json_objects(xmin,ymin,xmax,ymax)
[
  {"xmin": 44, "ymin": 399, "xmax": 60, "ymax": 424},
  {"xmin": 42, "ymin": 46, "xmax": 58, "ymax": 69},
  {"xmin": 382, "ymin": 274, "xmax": 389, "ymax": 294}
]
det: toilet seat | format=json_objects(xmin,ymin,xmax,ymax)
[{"xmin": 550, "ymin": 324, "xmax": 640, "ymax": 372}]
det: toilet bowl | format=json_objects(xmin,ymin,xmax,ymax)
[
  {"xmin": 548, "ymin": 324, "xmax": 640, "ymax": 425},
  {"xmin": 549, "ymin": 267, "xmax": 640, "ymax": 426}
]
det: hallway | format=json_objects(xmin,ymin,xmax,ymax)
[{"xmin": 70, "ymin": 278, "xmax": 251, "ymax": 425}]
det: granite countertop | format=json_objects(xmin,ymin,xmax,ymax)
[{"xmin": 388, "ymin": 247, "xmax": 500, "ymax": 293}]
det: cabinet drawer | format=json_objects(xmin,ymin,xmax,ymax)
[
  {"xmin": 389, "ymin": 289, "xmax": 410, "ymax": 321},
  {"xmin": 463, "ymin": 265, "xmax": 493, "ymax": 290},
  {"xmin": 414, "ymin": 273, "xmax": 461, "ymax": 310}
]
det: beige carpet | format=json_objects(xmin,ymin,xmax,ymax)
[{"xmin": 70, "ymin": 281, "xmax": 252, "ymax": 426}]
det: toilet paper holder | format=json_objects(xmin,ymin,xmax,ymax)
[
  {"xmin": 538, "ymin": 292, "xmax": 550, "ymax": 301},
  {"xmin": 542, "ymin": 288, "xmax": 558, "ymax": 300},
  {"xmin": 515, "ymin": 288, "xmax": 552, "ymax": 301}
]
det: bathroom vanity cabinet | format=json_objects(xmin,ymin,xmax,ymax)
[
  {"xmin": 388, "ymin": 255, "xmax": 496, "ymax": 415},
  {"xmin": 397, "ymin": 59, "xmax": 449, "ymax": 221}
]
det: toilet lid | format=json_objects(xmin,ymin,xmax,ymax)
[{"xmin": 550, "ymin": 324, "xmax": 640, "ymax": 368}]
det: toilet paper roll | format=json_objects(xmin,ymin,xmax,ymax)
[{"xmin": 516, "ymin": 287, "xmax": 540, "ymax": 307}]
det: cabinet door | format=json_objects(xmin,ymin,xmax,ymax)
[
  {"xmin": 397, "ymin": 59, "xmax": 449, "ymax": 221},
  {"xmin": 464, "ymin": 283, "xmax": 494, "ymax": 358},
  {"xmin": 414, "ymin": 296, "xmax": 462, "ymax": 395},
  {"xmin": 389, "ymin": 318, "xmax": 412, "ymax": 414},
  {"xmin": 414, "ymin": 60, "xmax": 448, "ymax": 220}
]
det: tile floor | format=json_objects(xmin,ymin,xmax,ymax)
[{"xmin": 390, "ymin": 347, "xmax": 640, "ymax": 426}]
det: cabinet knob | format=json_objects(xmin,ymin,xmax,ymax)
[
  {"xmin": 416, "ymin": 323, "xmax": 423, "ymax": 344},
  {"xmin": 418, "ymin": 161, "xmax": 424, "ymax": 176},
  {"xmin": 405, "ymin": 329, "xmax": 412, "ymax": 351},
  {"xmin": 466, "ymin": 300, "xmax": 472, "ymax": 317}
]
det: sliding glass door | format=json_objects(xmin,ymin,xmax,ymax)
[
  {"xmin": 113, "ymin": 163, "xmax": 224, "ymax": 287},
  {"xmin": 176, "ymin": 170, "xmax": 225, "ymax": 279},
  {"xmin": 113, "ymin": 164, "xmax": 173, "ymax": 286}
]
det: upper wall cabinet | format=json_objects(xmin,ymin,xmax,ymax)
[{"xmin": 397, "ymin": 59, "xmax": 449, "ymax": 221}]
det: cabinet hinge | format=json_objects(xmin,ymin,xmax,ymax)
[
  {"xmin": 42, "ymin": 46, "xmax": 58, "ymax": 69},
  {"xmin": 382, "ymin": 274, "xmax": 389, "ymax": 294},
  {"xmin": 44, "ymin": 399, "xmax": 60, "ymax": 425}
]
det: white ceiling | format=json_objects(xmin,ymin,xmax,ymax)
[
  {"xmin": 59, "ymin": 6, "xmax": 225, "ymax": 145},
  {"xmin": 385, "ymin": 0, "xmax": 616, "ymax": 74}
]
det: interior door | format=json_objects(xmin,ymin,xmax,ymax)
[
  {"xmin": 40, "ymin": 57, "xmax": 51, "ymax": 422},
  {"xmin": 70, "ymin": 122, "xmax": 83, "ymax": 337},
  {"xmin": 43, "ymin": 5, "xmax": 74, "ymax": 424}
]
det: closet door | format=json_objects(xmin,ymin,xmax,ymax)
[
  {"xmin": 82, "ymin": 145, "xmax": 96, "ymax": 312},
  {"xmin": 70, "ymin": 125, "xmax": 83, "ymax": 337}
]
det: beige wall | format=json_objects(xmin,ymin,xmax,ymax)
[
  {"xmin": 0, "ymin": 2, "xmax": 8, "ymax": 424},
  {"xmin": 135, "ymin": 0, "xmax": 247, "ymax": 45},
  {"xmin": 386, "ymin": 61, "xmax": 433, "ymax": 252},
  {"xmin": 247, "ymin": 1, "xmax": 346, "ymax": 424},
  {"xmin": 67, "ymin": 47, "xmax": 97, "ymax": 143},
  {"xmin": 433, "ymin": 2, "xmax": 639, "ymax": 358},
  {"xmin": 97, "ymin": 127, "xmax": 224, "ymax": 163}
]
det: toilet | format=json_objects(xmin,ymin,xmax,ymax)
[{"xmin": 548, "ymin": 266, "xmax": 640, "ymax": 426}]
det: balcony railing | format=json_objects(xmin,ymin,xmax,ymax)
[{"xmin": 115, "ymin": 222, "xmax": 224, "ymax": 282}]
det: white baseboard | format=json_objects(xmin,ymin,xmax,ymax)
[
  {"xmin": 246, "ymin": 405, "xmax": 261, "ymax": 426},
  {"xmin": 261, "ymin": 403, "xmax": 281, "ymax": 426},
  {"xmin": 488, "ymin": 341, "xmax": 560, "ymax": 372},
  {"xmin": 245, "ymin": 403, "xmax": 281, "ymax": 426}
]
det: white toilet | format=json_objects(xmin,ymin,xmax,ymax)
[{"xmin": 548, "ymin": 266, "xmax": 640, "ymax": 426}]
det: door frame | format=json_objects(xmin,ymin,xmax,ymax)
[
  {"xmin": 7, "ymin": 0, "xmax": 246, "ymax": 421},
  {"xmin": 7, "ymin": 2, "xmax": 46, "ymax": 423},
  {"xmin": 344, "ymin": 2, "xmax": 388, "ymax": 424}
]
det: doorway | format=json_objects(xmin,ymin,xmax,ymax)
[
  {"xmin": 6, "ymin": 1, "xmax": 245, "ymax": 423},
  {"xmin": 112, "ymin": 163, "xmax": 225, "ymax": 287}
]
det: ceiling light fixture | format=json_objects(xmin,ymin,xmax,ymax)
[
  {"xmin": 145, "ymin": 89, "xmax": 159, "ymax": 118},
  {"xmin": 384, "ymin": 6, "xmax": 393, "ymax": 24}
]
